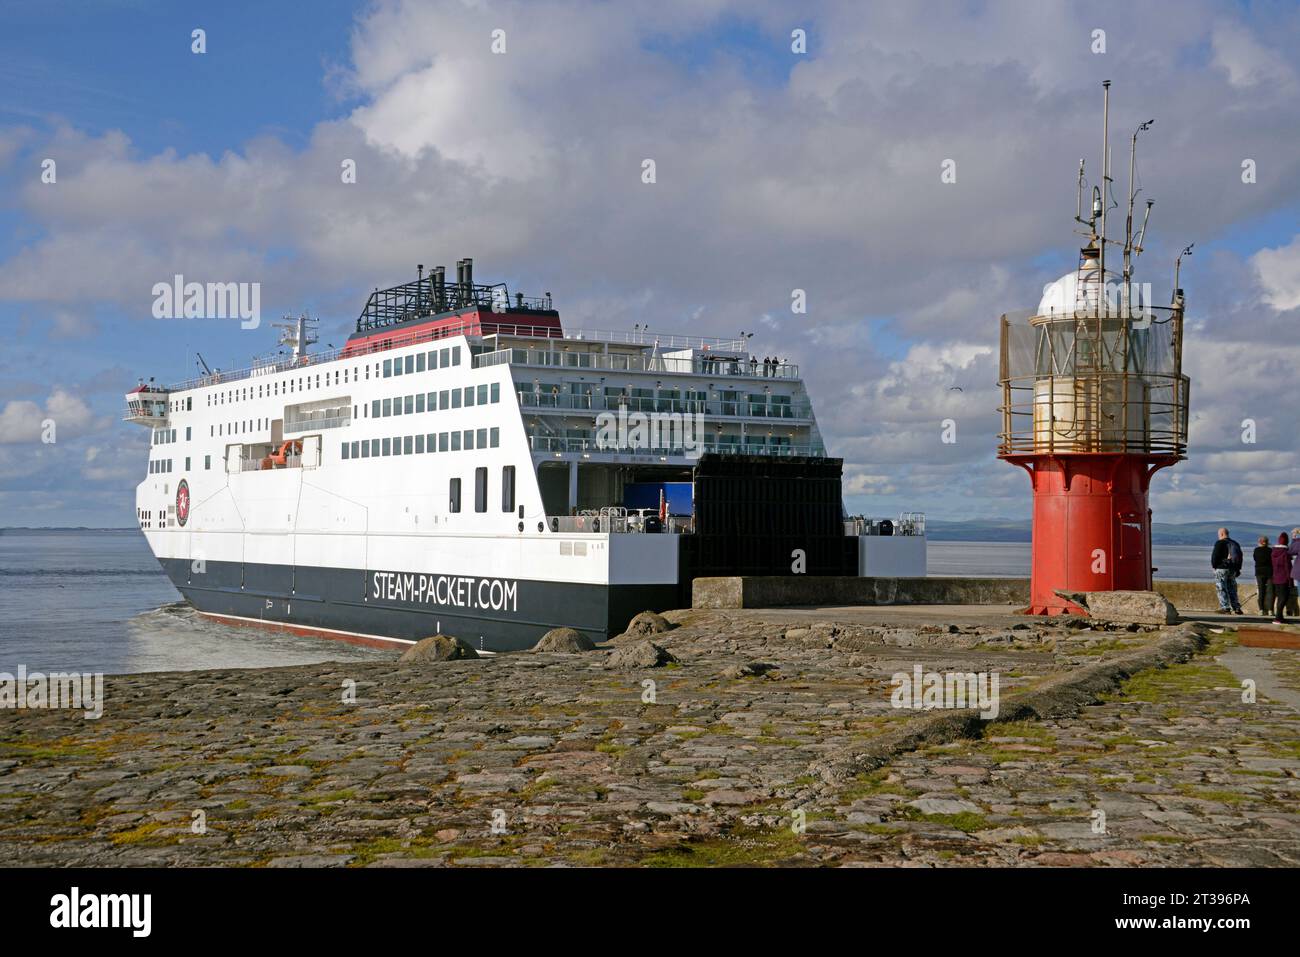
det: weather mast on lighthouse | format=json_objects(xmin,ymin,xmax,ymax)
[{"xmin": 997, "ymin": 81, "xmax": 1191, "ymax": 616}]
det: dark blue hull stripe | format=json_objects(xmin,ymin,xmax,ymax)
[{"xmin": 158, "ymin": 558, "xmax": 676, "ymax": 651}]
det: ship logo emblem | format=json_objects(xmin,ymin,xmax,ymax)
[{"xmin": 176, "ymin": 479, "xmax": 190, "ymax": 527}]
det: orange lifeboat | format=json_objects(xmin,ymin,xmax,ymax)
[{"xmin": 262, "ymin": 439, "xmax": 302, "ymax": 469}]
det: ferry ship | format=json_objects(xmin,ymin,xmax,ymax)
[{"xmin": 125, "ymin": 260, "xmax": 926, "ymax": 650}]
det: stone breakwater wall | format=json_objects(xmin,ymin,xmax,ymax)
[
  {"xmin": 4, "ymin": 606, "xmax": 1290, "ymax": 868},
  {"xmin": 692, "ymin": 576, "xmax": 1224, "ymax": 612}
]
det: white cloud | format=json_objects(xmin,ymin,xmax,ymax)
[
  {"xmin": 844, "ymin": 471, "xmax": 897, "ymax": 496},
  {"xmin": 49, "ymin": 309, "xmax": 98, "ymax": 339},
  {"xmin": 1211, "ymin": 20, "xmax": 1296, "ymax": 89},
  {"xmin": 81, "ymin": 443, "xmax": 142, "ymax": 483},
  {"xmin": 0, "ymin": 400, "xmax": 44, "ymax": 443},
  {"xmin": 3, "ymin": 0, "xmax": 1300, "ymax": 523},
  {"xmin": 0, "ymin": 389, "xmax": 100, "ymax": 444},
  {"xmin": 1252, "ymin": 235, "xmax": 1300, "ymax": 312}
]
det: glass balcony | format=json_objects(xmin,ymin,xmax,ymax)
[
  {"xmin": 516, "ymin": 391, "xmax": 811, "ymax": 419},
  {"xmin": 527, "ymin": 435, "xmax": 825, "ymax": 457},
  {"xmin": 475, "ymin": 347, "xmax": 800, "ymax": 380}
]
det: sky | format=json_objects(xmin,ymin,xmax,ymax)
[{"xmin": 1, "ymin": 0, "xmax": 1299, "ymax": 528}]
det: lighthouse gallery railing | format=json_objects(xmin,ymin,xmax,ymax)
[{"xmin": 997, "ymin": 307, "xmax": 1189, "ymax": 458}]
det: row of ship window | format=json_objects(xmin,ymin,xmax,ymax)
[
  {"xmin": 382, "ymin": 348, "xmax": 461, "ymax": 378},
  {"xmin": 368, "ymin": 382, "xmax": 500, "ymax": 419},
  {"xmin": 341, "ymin": 428, "xmax": 501, "ymax": 460},
  {"xmin": 447, "ymin": 466, "xmax": 516, "ymax": 514},
  {"xmin": 215, "ymin": 418, "xmax": 276, "ymax": 437},
  {"xmin": 154, "ymin": 426, "xmax": 192, "ymax": 444},
  {"xmin": 204, "ymin": 346, "xmax": 464, "ymax": 407},
  {"xmin": 206, "ymin": 376, "xmax": 499, "ymax": 438},
  {"xmin": 150, "ymin": 457, "xmax": 197, "ymax": 474}
]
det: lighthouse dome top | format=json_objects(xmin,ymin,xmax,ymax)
[{"xmin": 1036, "ymin": 265, "xmax": 1128, "ymax": 318}]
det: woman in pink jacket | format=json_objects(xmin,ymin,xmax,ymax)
[
  {"xmin": 1272, "ymin": 532, "xmax": 1295, "ymax": 625},
  {"xmin": 1288, "ymin": 528, "xmax": 1300, "ymax": 616}
]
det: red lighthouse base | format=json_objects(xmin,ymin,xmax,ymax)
[{"xmin": 1005, "ymin": 453, "xmax": 1178, "ymax": 615}]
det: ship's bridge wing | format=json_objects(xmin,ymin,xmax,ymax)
[{"xmin": 123, "ymin": 386, "xmax": 171, "ymax": 426}]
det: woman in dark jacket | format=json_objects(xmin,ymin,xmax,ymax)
[
  {"xmin": 1272, "ymin": 533, "xmax": 1295, "ymax": 625},
  {"xmin": 1254, "ymin": 536, "xmax": 1274, "ymax": 616}
]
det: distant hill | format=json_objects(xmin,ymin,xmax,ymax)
[
  {"xmin": 925, "ymin": 519, "xmax": 1033, "ymax": 542},
  {"xmin": 1150, "ymin": 521, "xmax": 1291, "ymax": 546},
  {"xmin": 927, "ymin": 519, "xmax": 1288, "ymax": 546}
]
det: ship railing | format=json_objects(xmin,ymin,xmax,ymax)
[
  {"xmin": 474, "ymin": 349, "xmax": 512, "ymax": 368},
  {"xmin": 238, "ymin": 454, "xmax": 304, "ymax": 472},
  {"xmin": 284, "ymin": 413, "xmax": 351, "ymax": 433},
  {"xmin": 517, "ymin": 391, "xmax": 812, "ymax": 419},
  {"xmin": 161, "ymin": 317, "xmax": 557, "ymax": 392},
  {"xmin": 546, "ymin": 513, "xmax": 693, "ymax": 534},
  {"xmin": 559, "ymin": 329, "xmax": 747, "ymax": 351},
  {"xmin": 898, "ymin": 511, "xmax": 926, "ymax": 536},
  {"xmin": 161, "ymin": 320, "xmax": 785, "ymax": 394},
  {"xmin": 475, "ymin": 346, "xmax": 799, "ymax": 379},
  {"xmin": 844, "ymin": 512, "xmax": 926, "ymax": 537},
  {"xmin": 122, "ymin": 405, "xmax": 169, "ymax": 422},
  {"xmin": 529, "ymin": 435, "xmax": 825, "ymax": 457}
]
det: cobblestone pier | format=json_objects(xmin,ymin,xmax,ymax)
[{"xmin": 1, "ymin": 607, "xmax": 1296, "ymax": 867}]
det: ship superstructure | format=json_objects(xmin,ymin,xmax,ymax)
[{"xmin": 127, "ymin": 259, "xmax": 926, "ymax": 649}]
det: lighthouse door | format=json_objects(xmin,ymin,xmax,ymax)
[
  {"xmin": 1116, "ymin": 510, "xmax": 1148, "ymax": 589},
  {"xmin": 1118, "ymin": 512, "xmax": 1143, "ymax": 557}
]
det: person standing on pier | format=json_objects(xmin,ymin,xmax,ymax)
[
  {"xmin": 1289, "ymin": 527, "xmax": 1300, "ymax": 616},
  {"xmin": 1254, "ymin": 535, "xmax": 1274, "ymax": 616},
  {"xmin": 1271, "ymin": 532, "xmax": 1295, "ymax": 625},
  {"xmin": 1211, "ymin": 527, "xmax": 1244, "ymax": 615}
]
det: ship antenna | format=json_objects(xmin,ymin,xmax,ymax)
[{"xmin": 272, "ymin": 312, "xmax": 319, "ymax": 361}]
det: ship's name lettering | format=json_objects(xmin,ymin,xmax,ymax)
[{"xmin": 371, "ymin": 572, "xmax": 518, "ymax": 612}]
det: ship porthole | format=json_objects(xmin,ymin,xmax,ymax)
[
  {"xmin": 537, "ymin": 522, "xmax": 544, "ymax": 532},
  {"xmin": 518, "ymin": 521, "xmax": 524, "ymax": 532}
]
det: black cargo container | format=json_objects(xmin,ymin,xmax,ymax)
[{"xmin": 677, "ymin": 454, "xmax": 857, "ymax": 602}]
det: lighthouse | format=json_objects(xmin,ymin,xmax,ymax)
[{"xmin": 997, "ymin": 82, "xmax": 1191, "ymax": 615}]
